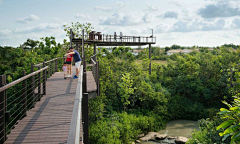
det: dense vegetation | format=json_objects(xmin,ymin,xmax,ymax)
[
  {"xmin": 1, "ymin": 22, "xmax": 240, "ymax": 143},
  {"xmin": 87, "ymin": 45, "xmax": 240, "ymax": 143}
]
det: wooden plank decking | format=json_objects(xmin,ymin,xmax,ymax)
[{"xmin": 5, "ymin": 67, "xmax": 84, "ymax": 144}]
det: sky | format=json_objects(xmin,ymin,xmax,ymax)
[{"xmin": 0, "ymin": 0, "xmax": 240, "ymax": 47}]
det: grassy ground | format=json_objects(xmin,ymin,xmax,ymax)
[{"xmin": 135, "ymin": 60, "xmax": 167, "ymax": 65}]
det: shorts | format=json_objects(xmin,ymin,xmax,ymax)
[
  {"xmin": 75, "ymin": 61, "xmax": 81, "ymax": 69},
  {"xmin": 66, "ymin": 61, "xmax": 71, "ymax": 64}
]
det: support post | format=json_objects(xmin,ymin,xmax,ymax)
[
  {"xmin": 82, "ymin": 29, "xmax": 85, "ymax": 59},
  {"xmin": 22, "ymin": 71, "xmax": 27, "ymax": 116},
  {"xmin": 0, "ymin": 75, "xmax": 6, "ymax": 143},
  {"xmin": 55, "ymin": 59, "xmax": 57, "ymax": 72},
  {"xmin": 49, "ymin": 61, "xmax": 52, "ymax": 77},
  {"xmin": 31, "ymin": 63, "xmax": 35, "ymax": 107},
  {"xmin": 149, "ymin": 44, "xmax": 151, "ymax": 75},
  {"xmin": 94, "ymin": 43, "xmax": 97, "ymax": 62},
  {"xmin": 97, "ymin": 61, "xmax": 100, "ymax": 96},
  {"xmin": 43, "ymin": 62, "xmax": 46, "ymax": 95},
  {"xmin": 51, "ymin": 61, "xmax": 54, "ymax": 75},
  {"xmin": 83, "ymin": 93, "xmax": 89, "ymax": 144},
  {"xmin": 38, "ymin": 67, "xmax": 41, "ymax": 101}
]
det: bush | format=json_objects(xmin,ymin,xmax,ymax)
[
  {"xmin": 89, "ymin": 112, "xmax": 165, "ymax": 144},
  {"xmin": 187, "ymin": 117, "xmax": 231, "ymax": 144},
  {"xmin": 167, "ymin": 95, "xmax": 208, "ymax": 120}
]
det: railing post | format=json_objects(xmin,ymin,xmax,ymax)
[
  {"xmin": 51, "ymin": 61, "xmax": 54, "ymax": 75},
  {"xmin": 31, "ymin": 63, "xmax": 35, "ymax": 107},
  {"xmin": 97, "ymin": 61, "xmax": 100, "ymax": 96},
  {"xmin": 50, "ymin": 61, "xmax": 52, "ymax": 76},
  {"xmin": 43, "ymin": 62, "xmax": 46, "ymax": 95},
  {"xmin": 22, "ymin": 71, "xmax": 27, "ymax": 116},
  {"xmin": 83, "ymin": 93, "xmax": 89, "ymax": 144},
  {"xmin": 0, "ymin": 75, "xmax": 6, "ymax": 143},
  {"xmin": 55, "ymin": 59, "xmax": 58, "ymax": 72},
  {"xmin": 38, "ymin": 67, "xmax": 41, "ymax": 101}
]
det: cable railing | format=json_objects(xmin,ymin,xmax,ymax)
[
  {"xmin": 0, "ymin": 57, "xmax": 65, "ymax": 143},
  {"xmin": 85, "ymin": 55, "xmax": 100, "ymax": 96}
]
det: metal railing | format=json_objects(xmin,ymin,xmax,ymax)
[
  {"xmin": 86, "ymin": 55, "xmax": 100, "ymax": 96},
  {"xmin": 67, "ymin": 65, "xmax": 83, "ymax": 144},
  {"xmin": 0, "ymin": 57, "xmax": 65, "ymax": 143},
  {"xmin": 71, "ymin": 31, "xmax": 156, "ymax": 43}
]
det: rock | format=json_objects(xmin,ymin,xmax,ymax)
[
  {"xmin": 167, "ymin": 136, "xmax": 176, "ymax": 139},
  {"xmin": 139, "ymin": 132, "xmax": 156, "ymax": 141},
  {"xmin": 137, "ymin": 133, "xmax": 145, "ymax": 138},
  {"xmin": 132, "ymin": 142, "xmax": 135, "ymax": 144},
  {"xmin": 155, "ymin": 134, "xmax": 167, "ymax": 140},
  {"xmin": 136, "ymin": 140, "xmax": 141, "ymax": 143},
  {"xmin": 175, "ymin": 136, "xmax": 188, "ymax": 144}
]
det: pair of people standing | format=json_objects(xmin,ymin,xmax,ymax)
[
  {"xmin": 64, "ymin": 47, "xmax": 81, "ymax": 79},
  {"xmin": 114, "ymin": 32, "xmax": 123, "ymax": 41}
]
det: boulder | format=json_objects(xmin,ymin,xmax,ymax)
[
  {"xmin": 137, "ymin": 133, "xmax": 145, "ymax": 138},
  {"xmin": 167, "ymin": 136, "xmax": 176, "ymax": 139},
  {"xmin": 155, "ymin": 134, "xmax": 167, "ymax": 140},
  {"xmin": 139, "ymin": 132, "xmax": 156, "ymax": 141},
  {"xmin": 136, "ymin": 140, "xmax": 141, "ymax": 143},
  {"xmin": 175, "ymin": 136, "xmax": 188, "ymax": 144}
]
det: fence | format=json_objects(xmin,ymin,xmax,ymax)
[
  {"xmin": 0, "ymin": 57, "xmax": 65, "ymax": 143},
  {"xmin": 67, "ymin": 54, "xmax": 100, "ymax": 144}
]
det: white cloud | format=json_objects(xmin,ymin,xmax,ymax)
[
  {"xmin": 116, "ymin": 2, "xmax": 125, "ymax": 9},
  {"xmin": 14, "ymin": 23, "xmax": 62, "ymax": 33},
  {"xmin": 0, "ymin": 29, "xmax": 11, "ymax": 35},
  {"xmin": 159, "ymin": 11, "xmax": 179, "ymax": 19},
  {"xmin": 147, "ymin": 5, "xmax": 158, "ymax": 11},
  {"xmin": 0, "ymin": 0, "xmax": 3, "ymax": 4},
  {"xmin": 94, "ymin": 6, "xmax": 113, "ymax": 12},
  {"xmin": 198, "ymin": 1, "xmax": 240, "ymax": 18},
  {"xmin": 99, "ymin": 12, "xmax": 144, "ymax": 26},
  {"xmin": 75, "ymin": 13, "xmax": 91, "ymax": 19},
  {"xmin": 16, "ymin": 14, "xmax": 40, "ymax": 24},
  {"xmin": 142, "ymin": 13, "xmax": 154, "ymax": 23},
  {"xmin": 169, "ymin": 0, "xmax": 182, "ymax": 7}
]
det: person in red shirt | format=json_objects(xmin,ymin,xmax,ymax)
[{"xmin": 66, "ymin": 50, "xmax": 73, "ymax": 77}]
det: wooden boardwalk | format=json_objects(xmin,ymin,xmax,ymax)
[{"xmin": 5, "ymin": 68, "xmax": 82, "ymax": 144}]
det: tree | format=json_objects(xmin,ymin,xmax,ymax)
[{"xmin": 63, "ymin": 22, "xmax": 94, "ymax": 38}]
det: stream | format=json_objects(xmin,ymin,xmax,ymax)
[{"xmin": 141, "ymin": 120, "xmax": 199, "ymax": 144}]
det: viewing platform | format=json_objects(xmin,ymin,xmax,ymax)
[{"xmin": 71, "ymin": 31, "xmax": 156, "ymax": 46}]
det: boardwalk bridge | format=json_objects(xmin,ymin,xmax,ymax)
[{"xmin": 0, "ymin": 30, "xmax": 156, "ymax": 144}]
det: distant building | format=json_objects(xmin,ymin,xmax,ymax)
[{"xmin": 166, "ymin": 49, "xmax": 199, "ymax": 55}]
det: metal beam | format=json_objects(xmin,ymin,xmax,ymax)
[{"xmin": 149, "ymin": 44, "xmax": 151, "ymax": 75}]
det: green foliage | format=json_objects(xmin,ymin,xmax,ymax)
[
  {"xmin": 167, "ymin": 95, "xmax": 208, "ymax": 120},
  {"xmin": 118, "ymin": 73, "xmax": 136, "ymax": 111},
  {"xmin": 187, "ymin": 117, "xmax": 231, "ymax": 144},
  {"xmin": 63, "ymin": 22, "xmax": 94, "ymax": 38},
  {"xmin": 217, "ymin": 96, "xmax": 240, "ymax": 143},
  {"xmin": 89, "ymin": 112, "xmax": 164, "ymax": 144}
]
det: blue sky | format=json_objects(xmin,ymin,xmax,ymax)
[{"xmin": 0, "ymin": 0, "xmax": 240, "ymax": 47}]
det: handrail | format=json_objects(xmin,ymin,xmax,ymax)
[
  {"xmin": 90, "ymin": 58, "xmax": 96, "ymax": 65},
  {"xmin": 34, "ymin": 57, "xmax": 64, "ymax": 67},
  {"xmin": 0, "ymin": 66, "xmax": 48, "ymax": 92},
  {"xmin": 67, "ymin": 65, "xmax": 83, "ymax": 144}
]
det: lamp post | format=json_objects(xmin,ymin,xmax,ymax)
[{"xmin": 151, "ymin": 29, "xmax": 153, "ymax": 37}]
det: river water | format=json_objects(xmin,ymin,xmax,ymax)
[{"xmin": 141, "ymin": 120, "xmax": 199, "ymax": 144}]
